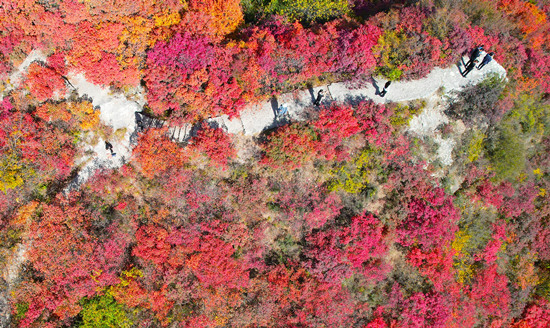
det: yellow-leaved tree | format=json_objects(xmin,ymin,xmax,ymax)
[
  {"xmin": 189, "ymin": 0, "xmax": 243, "ymax": 37},
  {"xmin": 267, "ymin": 0, "xmax": 350, "ymax": 23}
]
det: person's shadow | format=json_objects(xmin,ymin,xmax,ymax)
[
  {"xmin": 456, "ymin": 62, "xmax": 465, "ymax": 76},
  {"xmin": 307, "ymin": 84, "xmax": 316, "ymax": 103},
  {"xmin": 458, "ymin": 51, "xmax": 472, "ymax": 76},
  {"xmin": 270, "ymin": 97, "xmax": 279, "ymax": 117},
  {"xmin": 371, "ymin": 76, "xmax": 381, "ymax": 95}
]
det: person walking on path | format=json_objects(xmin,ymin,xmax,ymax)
[
  {"xmin": 477, "ymin": 52, "xmax": 494, "ymax": 70},
  {"xmin": 313, "ymin": 89, "xmax": 324, "ymax": 106},
  {"xmin": 277, "ymin": 103, "xmax": 288, "ymax": 117},
  {"xmin": 135, "ymin": 111, "xmax": 144, "ymax": 131},
  {"xmin": 466, "ymin": 45, "xmax": 484, "ymax": 67},
  {"xmin": 462, "ymin": 59, "xmax": 479, "ymax": 77},
  {"xmin": 105, "ymin": 141, "xmax": 116, "ymax": 157},
  {"xmin": 379, "ymin": 81, "xmax": 391, "ymax": 97}
]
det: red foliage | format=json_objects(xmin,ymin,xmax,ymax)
[
  {"xmin": 313, "ymin": 103, "xmax": 362, "ymax": 157},
  {"xmin": 273, "ymin": 179, "xmax": 342, "ymax": 235},
  {"xmin": 354, "ymin": 101, "xmax": 394, "ymax": 146},
  {"xmin": 500, "ymin": 182, "xmax": 538, "ymax": 218},
  {"xmin": 471, "ymin": 264, "xmax": 511, "ymax": 320},
  {"xmin": 303, "ymin": 193, "xmax": 343, "ymax": 229},
  {"xmin": 24, "ymin": 63, "xmax": 66, "ymax": 102},
  {"xmin": 365, "ymin": 317, "xmax": 387, "ymax": 328},
  {"xmin": 166, "ymin": 222, "xmax": 250, "ymax": 290},
  {"xmin": 498, "ymin": 0, "xmax": 547, "ymax": 35},
  {"xmin": 4, "ymin": 2, "xmax": 550, "ymax": 327},
  {"xmin": 19, "ymin": 198, "xmax": 127, "ymax": 326},
  {"xmin": 401, "ymin": 292, "xmax": 450, "ymax": 328},
  {"xmin": 260, "ymin": 123, "xmax": 318, "ymax": 169},
  {"xmin": 242, "ymin": 20, "xmax": 329, "ymax": 90},
  {"xmin": 0, "ymin": 100, "xmax": 76, "ymax": 184},
  {"xmin": 133, "ymin": 225, "xmax": 171, "ymax": 266},
  {"xmin": 66, "ymin": 21, "xmax": 138, "ymax": 86},
  {"xmin": 236, "ymin": 19, "xmax": 381, "ymax": 96},
  {"xmin": 331, "ymin": 23, "xmax": 382, "ymax": 78},
  {"xmin": 47, "ymin": 52, "xmax": 67, "ymax": 76},
  {"xmin": 253, "ymin": 264, "xmax": 355, "ymax": 327},
  {"xmin": 526, "ymin": 48, "xmax": 550, "ymax": 93},
  {"xmin": 262, "ymin": 103, "xmax": 368, "ymax": 168},
  {"xmin": 306, "ymin": 213, "xmax": 390, "ymax": 283},
  {"xmin": 145, "ymin": 32, "xmax": 245, "ymax": 120},
  {"xmin": 386, "ymin": 284, "xmax": 451, "ymax": 328},
  {"xmin": 397, "ymin": 186, "xmax": 459, "ymax": 251},
  {"xmin": 132, "ymin": 128, "xmax": 187, "ymax": 179},
  {"xmin": 513, "ymin": 299, "xmax": 550, "ymax": 328},
  {"xmin": 189, "ymin": 123, "xmax": 236, "ymax": 169},
  {"xmin": 408, "ymin": 246, "xmax": 455, "ymax": 292}
]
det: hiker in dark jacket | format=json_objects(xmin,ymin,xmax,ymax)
[
  {"xmin": 463, "ymin": 59, "xmax": 479, "ymax": 77},
  {"xmin": 105, "ymin": 141, "xmax": 116, "ymax": 156},
  {"xmin": 466, "ymin": 45, "xmax": 484, "ymax": 67},
  {"xmin": 477, "ymin": 52, "xmax": 495, "ymax": 70},
  {"xmin": 313, "ymin": 89, "xmax": 324, "ymax": 106},
  {"xmin": 379, "ymin": 81, "xmax": 391, "ymax": 97}
]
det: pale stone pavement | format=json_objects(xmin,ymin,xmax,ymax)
[
  {"xmin": 6, "ymin": 51, "xmax": 503, "ymax": 189},
  {"xmin": 173, "ymin": 54, "xmax": 506, "ymax": 140}
]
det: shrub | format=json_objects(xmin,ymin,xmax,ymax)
[
  {"xmin": 189, "ymin": 123, "xmax": 237, "ymax": 169},
  {"xmin": 266, "ymin": 0, "xmax": 351, "ymax": 23},
  {"xmin": 447, "ymin": 73, "xmax": 507, "ymax": 126},
  {"xmin": 466, "ymin": 130, "xmax": 486, "ymax": 163},
  {"xmin": 79, "ymin": 293, "xmax": 132, "ymax": 328},
  {"xmin": 328, "ymin": 147, "xmax": 379, "ymax": 194},
  {"xmin": 373, "ymin": 30, "xmax": 407, "ymax": 80},
  {"xmin": 261, "ymin": 123, "xmax": 318, "ymax": 169}
]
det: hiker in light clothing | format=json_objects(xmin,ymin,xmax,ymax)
[{"xmin": 278, "ymin": 103, "xmax": 288, "ymax": 116}]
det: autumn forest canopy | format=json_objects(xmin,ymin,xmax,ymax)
[{"xmin": 1, "ymin": 0, "xmax": 550, "ymax": 327}]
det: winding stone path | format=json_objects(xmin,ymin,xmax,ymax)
[
  {"xmin": 193, "ymin": 53, "xmax": 506, "ymax": 139},
  {"xmin": 1, "ymin": 50, "xmax": 507, "ymax": 190},
  {"xmin": 8, "ymin": 51, "xmax": 504, "ymax": 189}
]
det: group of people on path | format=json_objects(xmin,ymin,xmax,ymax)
[
  {"xmin": 273, "ymin": 48, "xmax": 493, "ymax": 117},
  {"xmin": 462, "ymin": 45, "xmax": 495, "ymax": 77}
]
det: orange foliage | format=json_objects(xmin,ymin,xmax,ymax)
[
  {"xmin": 58, "ymin": 0, "xmax": 93, "ymax": 25},
  {"xmin": 189, "ymin": 0, "xmax": 243, "ymax": 37},
  {"xmin": 132, "ymin": 128, "xmax": 187, "ymax": 179},
  {"xmin": 10, "ymin": 201, "xmax": 38, "ymax": 229},
  {"xmin": 498, "ymin": 0, "xmax": 547, "ymax": 35},
  {"xmin": 36, "ymin": 103, "xmax": 72, "ymax": 123},
  {"xmin": 78, "ymin": 0, "xmax": 141, "ymax": 21},
  {"xmin": 35, "ymin": 100, "xmax": 99, "ymax": 131},
  {"xmin": 173, "ymin": 11, "xmax": 222, "ymax": 41},
  {"xmin": 117, "ymin": 16, "xmax": 154, "ymax": 72}
]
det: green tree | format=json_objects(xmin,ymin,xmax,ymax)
[
  {"xmin": 489, "ymin": 122, "xmax": 526, "ymax": 181},
  {"xmin": 253, "ymin": 0, "xmax": 350, "ymax": 23},
  {"xmin": 79, "ymin": 294, "xmax": 132, "ymax": 328}
]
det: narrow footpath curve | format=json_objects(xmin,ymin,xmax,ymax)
[{"xmin": 172, "ymin": 54, "xmax": 506, "ymax": 140}]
